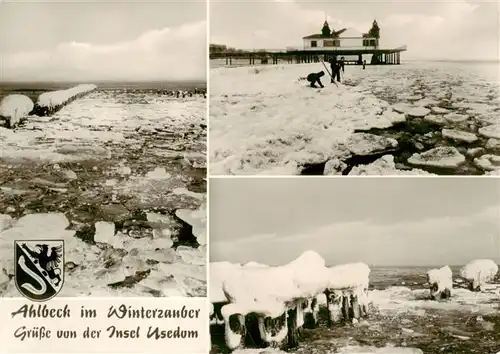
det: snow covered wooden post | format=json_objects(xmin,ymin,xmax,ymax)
[
  {"xmin": 221, "ymin": 305, "xmax": 246, "ymax": 351},
  {"xmin": 325, "ymin": 263, "xmax": 371, "ymax": 326}
]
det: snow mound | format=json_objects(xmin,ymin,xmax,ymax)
[
  {"xmin": 407, "ymin": 146, "xmax": 465, "ymax": 168},
  {"xmin": 0, "ymin": 94, "xmax": 34, "ymax": 127},
  {"xmin": 36, "ymin": 84, "xmax": 97, "ymax": 108}
]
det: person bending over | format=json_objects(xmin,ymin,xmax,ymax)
[{"xmin": 306, "ymin": 71, "xmax": 325, "ymax": 88}]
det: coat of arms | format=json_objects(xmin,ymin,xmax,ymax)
[{"xmin": 14, "ymin": 240, "xmax": 64, "ymax": 301}]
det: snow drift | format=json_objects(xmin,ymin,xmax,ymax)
[{"xmin": 0, "ymin": 95, "xmax": 34, "ymax": 128}]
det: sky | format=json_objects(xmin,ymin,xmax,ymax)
[
  {"xmin": 0, "ymin": 0, "xmax": 206, "ymax": 82},
  {"xmin": 210, "ymin": 0, "xmax": 499, "ymax": 61},
  {"xmin": 210, "ymin": 178, "xmax": 500, "ymax": 267}
]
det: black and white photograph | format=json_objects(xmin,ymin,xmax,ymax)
[
  {"xmin": 0, "ymin": 1, "xmax": 207, "ymax": 298},
  {"xmin": 209, "ymin": 0, "xmax": 499, "ymax": 176},
  {"xmin": 209, "ymin": 177, "xmax": 500, "ymax": 354}
]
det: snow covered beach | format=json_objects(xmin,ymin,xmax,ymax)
[
  {"xmin": 0, "ymin": 84, "xmax": 207, "ymax": 297},
  {"xmin": 209, "ymin": 61, "xmax": 499, "ymax": 175},
  {"xmin": 210, "ymin": 259, "xmax": 500, "ymax": 354}
]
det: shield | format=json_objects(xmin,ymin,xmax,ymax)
[{"xmin": 14, "ymin": 240, "xmax": 65, "ymax": 301}]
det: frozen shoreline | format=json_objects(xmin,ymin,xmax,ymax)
[{"xmin": 209, "ymin": 62, "xmax": 499, "ymax": 175}]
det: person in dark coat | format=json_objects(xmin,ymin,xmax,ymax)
[
  {"xmin": 329, "ymin": 57, "xmax": 338, "ymax": 83},
  {"xmin": 362, "ymin": 60, "xmax": 366, "ymax": 70},
  {"xmin": 306, "ymin": 71, "xmax": 325, "ymax": 88}
]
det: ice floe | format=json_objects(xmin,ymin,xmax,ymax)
[{"xmin": 407, "ymin": 146, "xmax": 466, "ymax": 168}]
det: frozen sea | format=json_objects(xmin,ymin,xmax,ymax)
[{"xmin": 209, "ymin": 60, "xmax": 499, "ymax": 176}]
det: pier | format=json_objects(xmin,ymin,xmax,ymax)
[{"xmin": 210, "ymin": 19, "xmax": 407, "ymax": 67}]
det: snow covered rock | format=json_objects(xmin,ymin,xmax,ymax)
[
  {"xmin": 460, "ymin": 259, "xmax": 499, "ymax": 291},
  {"xmin": 427, "ymin": 265, "xmax": 452, "ymax": 300},
  {"xmin": 0, "ymin": 94, "xmax": 34, "ymax": 128},
  {"xmin": 441, "ymin": 129, "xmax": 478, "ymax": 143},
  {"xmin": 408, "ymin": 146, "xmax": 466, "ymax": 169}
]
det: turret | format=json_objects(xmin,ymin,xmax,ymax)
[{"xmin": 321, "ymin": 21, "xmax": 331, "ymax": 37}]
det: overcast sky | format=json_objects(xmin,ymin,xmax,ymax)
[
  {"xmin": 210, "ymin": 178, "xmax": 500, "ymax": 267},
  {"xmin": 210, "ymin": 0, "xmax": 499, "ymax": 61},
  {"xmin": 0, "ymin": 0, "xmax": 206, "ymax": 82}
]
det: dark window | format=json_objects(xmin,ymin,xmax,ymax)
[{"xmin": 311, "ymin": 41, "xmax": 317, "ymax": 47}]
